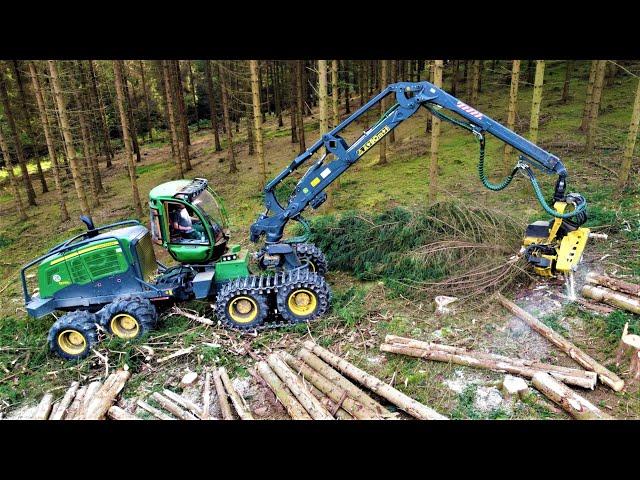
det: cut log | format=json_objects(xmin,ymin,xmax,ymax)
[
  {"xmin": 615, "ymin": 322, "xmax": 640, "ymax": 382},
  {"xmin": 202, "ymin": 371, "xmax": 211, "ymax": 420},
  {"xmin": 83, "ymin": 370, "xmax": 131, "ymax": 420},
  {"xmin": 581, "ymin": 284, "xmax": 640, "ymax": 315},
  {"xmin": 218, "ymin": 367, "xmax": 254, "ymax": 420},
  {"xmin": 501, "ymin": 375, "xmax": 529, "ymax": 401},
  {"xmin": 180, "ymin": 371, "xmax": 198, "ymax": 387},
  {"xmin": 171, "ymin": 306, "xmax": 215, "ymax": 325},
  {"xmin": 212, "ymin": 369, "xmax": 234, "ymax": 420},
  {"xmin": 586, "ymin": 272, "xmax": 640, "ymax": 297},
  {"xmin": 65, "ymin": 385, "xmax": 87, "ymax": 420},
  {"xmin": 70, "ymin": 381, "xmax": 101, "ymax": 420},
  {"xmin": 298, "ymin": 348, "xmax": 390, "ymax": 416},
  {"xmin": 496, "ymin": 292, "xmax": 624, "ymax": 392},
  {"xmin": 32, "ymin": 393, "xmax": 54, "ymax": 420},
  {"xmin": 162, "ymin": 389, "xmax": 204, "ymax": 419},
  {"xmin": 50, "ymin": 381, "xmax": 80, "ymax": 420},
  {"xmin": 151, "ymin": 392, "xmax": 198, "ymax": 420},
  {"xmin": 532, "ymin": 372, "xmax": 614, "ymax": 420},
  {"xmin": 266, "ymin": 353, "xmax": 334, "ymax": 420},
  {"xmin": 382, "ymin": 335, "xmax": 598, "ymax": 389},
  {"xmin": 256, "ymin": 361, "xmax": 312, "ymax": 420},
  {"xmin": 107, "ymin": 405, "xmax": 140, "ymax": 420},
  {"xmin": 306, "ymin": 382, "xmax": 353, "ymax": 420},
  {"xmin": 281, "ymin": 351, "xmax": 382, "ymax": 419},
  {"xmin": 303, "ymin": 341, "xmax": 447, "ymax": 420},
  {"xmin": 137, "ymin": 399, "xmax": 175, "ymax": 420},
  {"xmin": 156, "ymin": 346, "xmax": 195, "ymax": 364}
]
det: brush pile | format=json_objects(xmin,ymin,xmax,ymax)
[{"xmin": 307, "ymin": 202, "xmax": 532, "ymax": 303}]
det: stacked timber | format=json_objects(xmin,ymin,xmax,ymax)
[{"xmin": 582, "ymin": 272, "xmax": 640, "ymax": 315}]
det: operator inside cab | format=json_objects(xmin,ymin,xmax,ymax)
[{"xmin": 169, "ymin": 203, "xmax": 204, "ymax": 242}]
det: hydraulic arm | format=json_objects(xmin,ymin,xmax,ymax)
[{"xmin": 250, "ymin": 81, "xmax": 587, "ymax": 246}]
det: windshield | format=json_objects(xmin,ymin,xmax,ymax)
[{"xmin": 192, "ymin": 189, "xmax": 227, "ymax": 228}]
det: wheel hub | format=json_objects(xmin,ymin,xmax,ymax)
[
  {"xmin": 58, "ymin": 330, "xmax": 87, "ymax": 355},
  {"xmin": 287, "ymin": 289, "xmax": 317, "ymax": 316},
  {"xmin": 110, "ymin": 314, "xmax": 140, "ymax": 339}
]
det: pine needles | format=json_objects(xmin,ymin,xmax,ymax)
[{"xmin": 307, "ymin": 202, "xmax": 533, "ymax": 306}]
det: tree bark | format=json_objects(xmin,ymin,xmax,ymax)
[
  {"xmin": 82, "ymin": 370, "xmax": 131, "ymax": 420},
  {"xmin": 113, "ymin": 60, "xmax": 144, "ymax": 218},
  {"xmin": 64, "ymin": 385, "xmax": 87, "ymax": 420},
  {"xmin": 29, "ymin": 61, "xmax": 69, "ymax": 222},
  {"xmin": 343, "ymin": 60, "xmax": 351, "ymax": 115},
  {"xmin": 32, "ymin": 393, "xmax": 54, "ymax": 420},
  {"xmin": 150, "ymin": 392, "xmax": 198, "ymax": 420},
  {"xmin": 496, "ymin": 292, "xmax": 625, "ymax": 391},
  {"xmin": 88, "ymin": 61, "xmax": 114, "ymax": 167},
  {"xmin": 187, "ymin": 60, "xmax": 199, "ymax": 130},
  {"xmin": 48, "ymin": 61, "xmax": 90, "ymax": 216},
  {"xmin": 381, "ymin": 335, "xmax": 597, "ymax": 389},
  {"xmin": 586, "ymin": 272, "xmax": 640, "ymax": 297},
  {"xmin": 302, "ymin": 341, "xmax": 447, "ymax": 420},
  {"xmin": 250, "ymin": 60, "xmax": 266, "ymax": 189},
  {"xmin": 470, "ymin": 60, "xmax": 480, "ymax": 106},
  {"xmin": 204, "ymin": 60, "xmax": 222, "ymax": 151},
  {"xmin": 136, "ymin": 399, "xmax": 175, "ymax": 420},
  {"xmin": 528, "ymin": 60, "xmax": 545, "ymax": 144},
  {"xmin": 585, "ymin": 60, "xmax": 607, "ymax": 152},
  {"xmin": 266, "ymin": 353, "xmax": 334, "ymax": 420},
  {"xmin": 107, "ymin": 405, "xmax": 139, "ymax": 420},
  {"xmin": 282, "ymin": 352, "xmax": 382, "ymax": 419},
  {"xmin": 171, "ymin": 61, "xmax": 191, "ymax": 169},
  {"xmin": 307, "ymin": 383, "xmax": 353, "ymax": 420},
  {"xmin": 212, "ymin": 368, "xmax": 234, "ymax": 420},
  {"xmin": 331, "ymin": 60, "xmax": 339, "ymax": 129},
  {"xmin": 532, "ymin": 372, "xmax": 613, "ymax": 420},
  {"xmin": 201, "ymin": 371, "xmax": 212, "ymax": 420},
  {"xmin": 162, "ymin": 61, "xmax": 184, "ymax": 179},
  {"xmin": 580, "ymin": 61, "xmax": 598, "ymax": 131},
  {"xmin": 617, "ymin": 77, "xmax": 640, "ymax": 190},
  {"xmin": 49, "ymin": 381, "xmax": 80, "ymax": 420},
  {"xmin": 503, "ymin": 60, "xmax": 521, "ymax": 167},
  {"xmin": 0, "ymin": 69, "xmax": 37, "ymax": 206},
  {"xmin": 11, "ymin": 61, "xmax": 48, "ymax": 193},
  {"xmin": 377, "ymin": 60, "xmax": 388, "ymax": 166},
  {"xmin": 561, "ymin": 60, "xmax": 573, "ymax": 103},
  {"xmin": 256, "ymin": 361, "xmax": 312, "ymax": 420},
  {"xmin": 139, "ymin": 61, "xmax": 153, "ymax": 141},
  {"xmin": 296, "ymin": 60, "xmax": 306, "ymax": 154},
  {"xmin": 162, "ymin": 388, "xmax": 205, "ymax": 419},
  {"xmin": 70, "ymin": 380, "xmax": 101, "ymax": 419},
  {"xmin": 581, "ymin": 285, "xmax": 640, "ymax": 315},
  {"xmin": 122, "ymin": 64, "xmax": 141, "ymax": 163},
  {"xmin": 218, "ymin": 367, "xmax": 254, "ymax": 420},
  {"xmin": 0, "ymin": 125, "xmax": 28, "ymax": 220},
  {"xmin": 429, "ymin": 60, "xmax": 444, "ymax": 203},
  {"xmin": 289, "ymin": 61, "xmax": 298, "ymax": 144},
  {"xmin": 218, "ymin": 62, "xmax": 237, "ymax": 173}
]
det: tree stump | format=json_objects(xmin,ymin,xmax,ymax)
[{"xmin": 615, "ymin": 322, "xmax": 640, "ymax": 384}]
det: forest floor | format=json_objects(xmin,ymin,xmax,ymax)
[{"xmin": 1, "ymin": 60, "xmax": 639, "ymax": 420}]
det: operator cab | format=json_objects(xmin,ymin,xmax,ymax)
[{"xmin": 149, "ymin": 178, "xmax": 230, "ymax": 263}]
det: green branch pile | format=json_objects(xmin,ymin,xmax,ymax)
[{"xmin": 307, "ymin": 202, "xmax": 533, "ymax": 304}]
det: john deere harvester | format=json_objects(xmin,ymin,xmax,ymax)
[{"xmin": 22, "ymin": 80, "xmax": 589, "ymax": 360}]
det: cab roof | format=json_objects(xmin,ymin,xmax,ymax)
[{"xmin": 149, "ymin": 178, "xmax": 209, "ymax": 201}]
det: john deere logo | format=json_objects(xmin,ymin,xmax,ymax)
[
  {"xmin": 357, "ymin": 125, "xmax": 391, "ymax": 157},
  {"xmin": 52, "ymin": 274, "xmax": 62, "ymax": 283}
]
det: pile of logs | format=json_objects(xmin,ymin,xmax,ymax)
[
  {"xmin": 24, "ymin": 370, "xmax": 131, "ymax": 420},
  {"xmin": 256, "ymin": 341, "xmax": 447, "ymax": 420},
  {"xmin": 582, "ymin": 272, "xmax": 640, "ymax": 315}
]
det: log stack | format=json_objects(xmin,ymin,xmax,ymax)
[{"xmin": 582, "ymin": 272, "xmax": 640, "ymax": 315}]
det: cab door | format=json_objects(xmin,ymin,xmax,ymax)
[{"xmin": 163, "ymin": 201, "xmax": 213, "ymax": 263}]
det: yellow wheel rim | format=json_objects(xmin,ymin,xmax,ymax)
[
  {"xmin": 57, "ymin": 329, "xmax": 87, "ymax": 355},
  {"xmin": 228, "ymin": 296, "xmax": 259, "ymax": 324},
  {"xmin": 110, "ymin": 313, "xmax": 140, "ymax": 339},
  {"xmin": 287, "ymin": 289, "xmax": 318, "ymax": 317}
]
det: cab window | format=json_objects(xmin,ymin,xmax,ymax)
[{"xmin": 165, "ymin": 202, "xmax": 209, "ymax": 245}]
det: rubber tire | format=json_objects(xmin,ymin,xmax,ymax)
[
  {"xmin": 295, "ymin": 243, "xmax": 328, "ymax": 275},
  {"xmin": 48, "ymin": 311, "xmax": 98, "ymax": 361},
  {"xmin": 276, "ymin": 272, "xmax": 330, "ymax": 324},
  {"xmin": 100, "ymin": 295, "xmax": 158, "ymax": 340},
  {"xmin": 216, "ymin": 289, "xmax": 269, "ymax": 330}
]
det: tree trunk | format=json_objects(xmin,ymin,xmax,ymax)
[
  {"xmin": 581, "ymin": 284, "xmax": 640, "ymax": 315},
  {"xmin": 162, "ymin": 389, "xmax": 205, "ymax": 419},
  {"xmin": 204, "ymin": 61, "xmax": 222, "ymax": 152},
  {"xmin": 250, "ymin": 60, "xmax": 266, "ymax": 189},
  {"xmin": 331, "ymin": 60, "xmax": 339, "ymax": 129},
  {"xmin": 162, "ymin": 61, "xmax": 184, "ymax": 178},
  {"xmin": 0, "ymin": 125, "xmax": 28, "ymax": 220},
  {"xmin": 528, "ymin": 60, "xmax": 545, "ymax": 144},
  {"xmin": 585, "ymin": 60, "xmax": 607, "ymax": 152},
  {"xmin": 561, "ymin": 60, "xmax": 573, "ymax": 103},
  {"xmin": 296, "ymin": 60, "xmax": 306, "ymax": 154},
  {"xmin": 122, "ymin": 64, "xmax": 141, "ymax": 162},
  {"xmin": 343, "ymin": 60, "xmax": 351, "ymax": 115},
  {"xmin": 470, "ymin": 60, "xmax": 480, "ymax": 106},
  {"xmin": 48, "ymin": 61, "xmax": 90, "ymax": 216},
  {"xmin": 212, "ymin": 368, "xmax": 234, "ymax": 420},
  {"xmin": 586, "ymin": 272, "xmax": 640, "ymax": 297},
  {"xmin": 187, "ymin": 60, "xmax": 199, "ymax": 130},
  {"xmin": 32, "ymin": 393, "xmax": 54, "ymax": 420},
  {"xmin": 172, "ymin": 61, "xmax": 191, "ymax": 169},
  {"xmin": 496, "ymin": 292, "xmax": 625, "ymax": 391},
  {"xmin": 139, "ymin": 61, "xmax": 153, "ymax": 141},
  {"xmin": 429, "ymin": 60, "xmax": 444, "ymax": 203},
  {"xmin": 526, "ymin": 59, "xmax": 535, "ymax": 84},
  {"xmin": 377, "ymin": 60, "xmax": 388, "ymax": 166},
  {"xmin": 64, "ymin": 385, "xmax": 87, "ymax": 420},
  {"xmin": 0, "ymin": 70, "xmax": 37, "ymax": 206},
  {"xmin": 617, "ymin": 77, "xmax": 640, "ymax": 190},
  {"xmin": 107, "ymin": 405, "xmax": 139, "ymax": 420},
  {"xmin": 389, "ymin": 60, "xmax": 397, "ymax": 143},
  {"xmin": 76, "ymin": 62, "xmax": 104, "ymax": 194},
  {"xmin": 49, "ymin": 382, "xmax": 80, "ymax": 420},
  {"xmin": 318, "ymin": 60, "xmax": 328, "ymax": 135},
  {"xmin": 218, "ymin": 62, "xmax": 237, "ymax": 173},
  {"xmin": 614, "ymin": 322, "xmax": 640, "ymax": 382},
  {"xmin": 150, "ymin": 392, "xmax": 198, "ymax": 420},
  {"xmin": 82, "ymin": 370, "xmax": 131, "ymax": 420},
  {"xmin": 218, "ymin": 367, "xmax": 254, "ymax": 420},
  {"xmin": 503, "ymin": 60, "xmax": 521, "ymax": 167},
  {"xmin": 381, "ymin": 335, "xmax": 597, "ymax": 389},
  {"xmin": 113, "ymin": 60, "xmax": 144, "ymax": 218},
  {"xmin": 302, "ymin": 341, "xmax": 447, "ymax": 420},
  {"xmin": 580, "ymin": 61, "xmax": 598, "ymax": 131},
  {"xmin": 451, "ymin": 60, "xmax": 459, "ymax": 96},
  {"xmin": 88, "ymin": 61, "xmax": 114, "ymax": 168},
  {"xmin": 532, "ymin": 372, "xmax": 613, "ymax": 420},
  {"xmin": 272, "ymin": 61, "xmax": 283, "ymax": 127},
  {"xmin": 256, "ymin": 361, "xmax": 312, "ymax": 420},
  {"xmin": 136, "ymin": 399, "xmax": 175, "ymax": 420},
  {"xmin": 266, "ymin": 353, "xmax": 334, "ymax": 420},
  {"xmin": 11, "ymin": 61, "xmax": 48, "ymax": 193},
  {"xmin": 289, "ymin": 61, "xmax": 298, "ymax": 144}
]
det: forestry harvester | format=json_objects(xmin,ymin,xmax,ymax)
[{"xmin": 21, "ymin": 80, "xmax": 590, "ymax": 360}]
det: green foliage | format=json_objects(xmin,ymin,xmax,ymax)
[
  {"xmin": 332, "ymin": 285, "xmax": 368, "ymax": 327},
  {"xmin": 604, "ymin": 310, "xmax": 639, "ymax": 344},
  {"xmin": 450, "ymin": 384, "xmax": 509, "ymax": 420}
]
